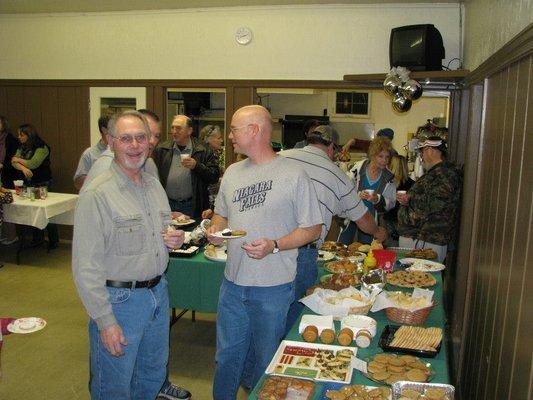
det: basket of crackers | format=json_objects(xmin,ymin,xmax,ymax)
[
  {"xmin": 371, "ymin": 291, "xmax": 435, "ymax": 326},
  {"xmin": 385, "ymin": 297, "xmax": 435, "ymax": 326}
]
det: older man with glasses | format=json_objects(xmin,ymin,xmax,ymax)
[
  {"xmin": 153, "ymin": 115, "xmax": 220, "ymax": 218},
  {"xmin": 73, "ymin": 110, "xmax": 185, "ymax": 400}
]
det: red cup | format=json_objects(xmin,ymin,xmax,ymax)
[{"xmin": 372, "ymin": 249, "xmax": 396, "ymax": 272}]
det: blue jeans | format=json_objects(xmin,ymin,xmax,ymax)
[
  {"xmin": 168, "ymin": 198, "xmax": 194, "ymax": 218},
  {"xmin": 338, "ymin": 220, "xmax": 373, "ymax": 245},
  {"xmin": 89, "ymin": 278, "xmax": 169, "ymax": 400},
  {"xmin": 213, "ymin": 278, "xmax": 295, "ymax": 399},
  {"xmin": 285, "ymin": 247, "xmax": 319, "ymax": 334}
]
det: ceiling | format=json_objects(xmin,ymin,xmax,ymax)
[{"xmin": 0, "ymin": 0, "xmax": 460, "ymax": 14}]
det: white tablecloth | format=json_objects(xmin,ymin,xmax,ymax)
[{"xmin": 3, "ymin": 192, "xmax": 78, "ymax": 230}]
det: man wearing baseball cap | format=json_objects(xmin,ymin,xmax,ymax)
[
  {"xmin": 280, "ymin": 125, "xmax": 387, "ymax": 330},
  {"xmin": 396, "ymin": 136, "xmax": 462, "ymax": 262}
]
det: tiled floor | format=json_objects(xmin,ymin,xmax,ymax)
[{"xmin": 0, "ymin": 241, "xmax": 247, "ymax": 399}]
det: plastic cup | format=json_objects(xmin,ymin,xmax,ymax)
[
  {"xmin": 180, "ymin": 153, "xmax": 191, "ymax": 161},
  {"xmin": 397, "ymin": 190, "xmax": 407, "ymax": 195},
  {"xmin": 13, "ymin": 180, "xmax": 23, "ymax": 196},
  {"xmin": 365, "ymin": 189, "xmax": 374, "ymax": 195}
]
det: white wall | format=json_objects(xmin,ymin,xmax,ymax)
[
  {"xmin": 463, "ymin": 0, "xmax": 532, "ymax": 70},
  {"xmin": 0, "ymin": 4, "xmax": 460, "ymax": 79},
  {"xmin": 262, "ymin": 89, "xmax": 448, "ymax": 152}
]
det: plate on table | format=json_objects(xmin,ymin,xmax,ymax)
[
  {"xmin": 400, "ymin": 258, "xmax": 445, "ymax": 272},
  {"xmin": 171, "ymin": 218, "xmax": 195, "ymax": 227},
  {"xmin": 211, "ymin": 230, "xmax": 247, "ymax": 239},
  {"xmin": 378, "ymin": 325, "xmax": 441, "ymax": 358},
  {"xmin": 363, "ymin": 353, "xmax": 434, "ymax": 386},
  {"xmin": 204, "ymin": 245, "xmax": 227, "ymax": 262},
  {"xmin": 318, "ymin": 250, "xmax": 335, "ymax": 262},
  {"xmin": 335, "ymin": 252, "xmax": 366, "ymax": 263},
  {"xmin": 265, "ymin": 340, "xmax": 356, "ymax": 384},
  {"xmin": 169, "ymin": 245, "xmax": 199, "ymax": 257},
  {"xmin": 324, "ymin": 260, "xmax": 359, "ymax": 274},
  {"xmin": 320, "ymin": 382, "xmax": 391, "ymax": 400},
  {"xmin": 8, "ymin": 317, "xmax": 47, "ymax": 334}
]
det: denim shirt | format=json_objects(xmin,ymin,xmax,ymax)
[{"xmin": 72, "ymin": 161, "xmax": 172, "ymax": 330}]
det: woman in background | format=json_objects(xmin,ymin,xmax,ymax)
[
  {"xmin": 0, "ymin": 116, "xmax": 19, "ymax": 244},
  {"xmin": 199, "ymin": 125, "xmax": 224, "ymax": 219},
  {"xmin": 383, "ymin": 155, "xmax": 414, "ymax": 246},
  {"xmin": 11, "ymin": 124, "xmax": 58, "ymax": 248},
  {"xmin": 339, "ymin": 136, "xmax": 396, "ymax": 244}
]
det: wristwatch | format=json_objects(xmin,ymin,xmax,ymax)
[{"xmin": 272, "ymin": 240, "xmax": 280, "ymax": 254}]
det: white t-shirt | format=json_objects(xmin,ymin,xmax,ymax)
[{"xmin": 215, "ymin": 156, "xmax": 323, "ymax": 287}]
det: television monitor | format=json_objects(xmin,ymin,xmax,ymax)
[{"xmin": 389, "ymin": 24, "xmax": 445, "ymax": 71}]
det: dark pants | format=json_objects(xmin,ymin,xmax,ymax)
[{"xmin": 168, "ymin": 198, "xmax": 195, "ymax": 218}]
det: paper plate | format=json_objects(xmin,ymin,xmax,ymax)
[
  {"xmin": 7, "ymin": 317, "xmax": 47, "ymax": 334},
  {"xmin": 211, "ymin": 230, "xmax": 247, "ymax": 239},
  {"xmin": 172, "ymin": 218, "xmax": 195, "ymax": 227},
  {"xmin": 318, "ymin": 250, "xmax": 335, "ymax": 262},
  {"xmin": 400, "ymin": 258, "xmax": 445, "ymax": 272},
  {"xmin": 204, "ymin": 247, "xmax": 227, "ymax": 262}
]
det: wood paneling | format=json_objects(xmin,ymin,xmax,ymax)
[{"xmin": 455, "ymin": 53, "xmax": 532, "ymax": 400}]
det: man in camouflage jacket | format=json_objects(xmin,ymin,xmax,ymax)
[{"xmin": 397, "ymin": 137, "xmax": 461, "ymax": 262}]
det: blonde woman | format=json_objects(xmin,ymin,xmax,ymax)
[{"xmin": 339, "ymin": 136, "xmax": 396, "ymax": 244}]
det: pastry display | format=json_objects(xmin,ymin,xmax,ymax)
[
  {"xmin": 405, "ymin": 248, "xmax": 438, "ymax": 260},
  {"xmin": 336, "ymin": 247, "xmax": 366, "ymax": 261},
  {"xmin": 365, "ymin": 353, "xmax": 433, "ymax": 385},
  {"xmin": 394, "ymin": 385, "xmax": 452, "ymax": 400},
  {"xmin": 389, "ymin": 326, "xmax": 443, "ymax": 352},
  {"xmin": 266, "ymin": 341, "xmax": 355, "ymax": 383},
  {"xmin": 325, "ymin": 384, "xmax": 391, "ymax": 400},
  {"xmin": 386, "ymin": 291, "xmax": 433, "ymax": 310},
  {"xmin": 258, "ymin": 376, "xmax": 315, "ymax": 400},
  {"xmin": 386, "ymin": 270, "xmax": 436, "ymax": 288},
  {"xmin": 325, "ymin": 260, "xmax": 359, "ymax": 274},
  {"xmin": 321, "ymin": 241, "xmax": 346, "ymax": 252}
]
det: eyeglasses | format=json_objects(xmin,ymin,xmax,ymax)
[
  {"xmin": 111, "ymin": 133, "xmax": 148, "ymax": 145},
  {"xmin": 229, "ymin": 124, "xmax": 251, "ymax": 134}
]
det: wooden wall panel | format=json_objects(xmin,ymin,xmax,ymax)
[
  {"xmin": 0, "ymin": 87, "xmax": 7, "ymax": 116},
  {"xmin": 23, "ymin": 86, "xmax": 42, "ymax": 133},
  {"xmin": 5, "ymin": 86, "xmax": 25, "ymax": 130},
  {"xmin": 459, "ymin": 53, "xmax": 532, "ymax": 400},
  {"xmin": 56, "ymin": 87, "xmax": 80, "ymax": 193},
  {"xmin": 39, "ymin": 87, "xmax": 60, "ymax": 188}
]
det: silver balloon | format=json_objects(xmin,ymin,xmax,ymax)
[
  {"xmin": 392, "ymin": 92, "xmax": 412, "ymax": 113},
  {"xmin": 401, "ymin": 79, "xmax": 423, "ymax": 100},
  {"xmin": 383, "ymin": 75, "xmax": 401, "ymax": 97}
]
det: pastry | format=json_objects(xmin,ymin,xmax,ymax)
[
  {"xmin": 336, "ymin": 328, "xmax": 353, "ymax": 346},
  {"xmin": 302, "ymin": 325, "xmax": 318, "ymax": 342},
  {"xmin": 320, "ymin": 328, "xmax": 336, "ymax": 344}
]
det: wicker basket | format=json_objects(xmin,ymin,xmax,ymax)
[
  {"xmin": 385, "ymin": 301, "xmax": 435, "ymax": 325},
  {"xmin": 348, "ymin": 301, "xmax": 373, "ymax": 316}
]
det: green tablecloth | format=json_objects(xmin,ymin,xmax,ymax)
[
  {"xmin": 249, "ymin": 263, "xmax": 450, "ymax": 399},
  {"xmin": 166, "ymin": 250, "xmax": 226, "ymax": 312}
]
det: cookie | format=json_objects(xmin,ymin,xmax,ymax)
[{"xmin": 406, "ymin": 368, "xmax": 427, "ymax": 382}]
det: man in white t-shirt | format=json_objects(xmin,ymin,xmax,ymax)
[{"xmin": 207, "ymin": 105, "xmax": 322, "ymax": 399}]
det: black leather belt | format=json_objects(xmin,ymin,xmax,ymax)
[
  {"xmin": 106, "ymin": 275, "xmax": 162, "ymax": 289},
  {"xmin": 299, "ymin": 243, "xmax": 318, "ymax": 250}
]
